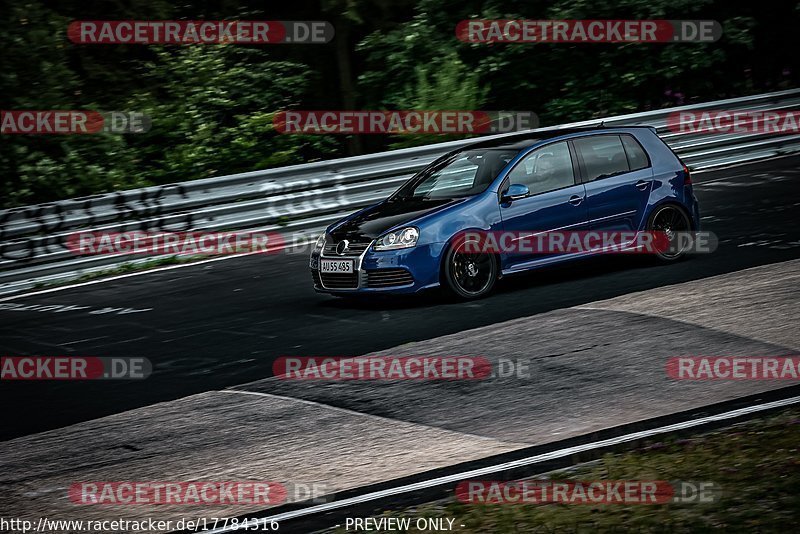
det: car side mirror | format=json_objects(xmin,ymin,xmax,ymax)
[{"xmin": 501, "ymin": 183, "xmax": 530, "ymax": 203}]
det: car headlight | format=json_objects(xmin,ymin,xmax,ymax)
[
  {"xmin": 374, "ymin": 227, "xmax": 419, "ymax": 251},
  {"xmin": 313, "ymin": 233, "xmax": 326, "ymax": 253}
]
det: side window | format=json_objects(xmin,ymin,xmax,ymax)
[
  {"xmin": 573, "ymin": 135, "xmax": 630, "ymax": 181},
  {"xmin": 620, "ymin": 134, "xmax": 650, "ymax": 171},
  {"xmin": 504, "ymin": 141, "xmax": 575, "ymax": 196}
]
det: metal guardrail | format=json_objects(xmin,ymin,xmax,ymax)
[{"xmin": 1, "ymin": 89, "xmax": 799, "ymax": 295}]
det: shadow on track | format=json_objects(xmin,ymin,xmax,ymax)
[{"xmin": 319, "ymin": 254, "xmax": 657, "ymax": 311}]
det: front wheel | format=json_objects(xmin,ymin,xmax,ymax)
[
  {"xmin": 442, "ymin": 239, "xmax": 498, "ymax": 299},
  {"xmin": 648, "ymin": 204, "xmax": 692, "ymax": 261}
]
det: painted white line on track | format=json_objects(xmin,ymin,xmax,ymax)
[
  {"xmin": 0, "ymin": 241, "xmax": 313, "ymax": 303},
  {"xmin": 204, "ymin": 394, "xmax": 800, "ymax": 533}
]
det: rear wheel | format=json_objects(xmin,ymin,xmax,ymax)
[
  {"xmin": 442, "ymin": 239, "xmax": 498, "ymax": 299},
  {"xmin": 648, "ymin": 204, "xmax": 692, "ymax": 261}
]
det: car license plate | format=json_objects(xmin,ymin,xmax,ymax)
[{"xmin": 320, "ymin": 259, "xmax": 354, "ymax": 273}]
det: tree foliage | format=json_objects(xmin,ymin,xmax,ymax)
[{"xmin": 1, "ymin": 0, "xmax": 797, "ymax": 207}]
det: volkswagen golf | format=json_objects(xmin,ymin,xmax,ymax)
[{"xmin": 309, "ymin": 126, "xmax": 701, "ymax": 299}]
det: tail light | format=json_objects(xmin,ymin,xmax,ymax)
[{"xmin": 682, "ymin": 163, "xmax": 692, "ymax": 185}]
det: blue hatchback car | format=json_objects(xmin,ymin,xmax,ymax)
[{"xmin": 310, "ymin": 126, "xmax": 701, "ymax": 299}]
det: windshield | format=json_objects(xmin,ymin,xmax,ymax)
[{"xmin": 393, "ymin": 148, "xmax": 520, "ymax": 200}]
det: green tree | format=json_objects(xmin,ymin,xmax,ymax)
[
  {"xmin": 356, "ymin": 0, "xmax": 761, "ymax": 126},
  {"xmin": 125, "ymin": 45, "xmax": 339, "ymax": 184},
  {"xmin": 0, "ymin": 2, "xmax": 339, "ymax": 207},
  {"xmin": 389, "ymin": 53, "xmax": 489, "ymax": 148}
]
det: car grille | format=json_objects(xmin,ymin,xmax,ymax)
[
  {"xmin": 365, "ymin": 268, "xmax": 414, "ymax": 288},
  {"xmin": 323, "ymin": 239, "xmax": 372, "ymax": 257},
  {"xmin": 320, "ymin": 272, "xmax": 359, "ymax": 290}
]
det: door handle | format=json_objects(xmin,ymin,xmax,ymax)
[
  {"xmin": 568, "ymin": 195, "xmax": 583, "ymax": 206},
  {"xmin": 635, "ymin": 180, "xmax": 649, "ymax": 191}
]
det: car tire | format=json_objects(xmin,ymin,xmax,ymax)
[
  {"xmin": 442, "ymin": 238, "xmax": 498, "ymax": 299},
  {"xmin": 647, "ymin": 204, "xmax": 693, "ymax": 262}
]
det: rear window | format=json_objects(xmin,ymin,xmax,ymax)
[
  {"xmin": 621, "ymin": 134, "xmax": 650, "ymax": 171},
  {"xmin": 573, "ymin": 135, "xmax": 630, "ymax": 181}
]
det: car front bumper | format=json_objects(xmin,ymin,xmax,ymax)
[{"xmin": 310, "ymin": 241, "xmax": 445, "ymax": 295}]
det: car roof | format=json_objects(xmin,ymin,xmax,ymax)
[{"xmin": 463, "ymin": 125, "xmax": 654, "ymax": 151}]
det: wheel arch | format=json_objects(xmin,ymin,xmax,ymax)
[
  {"xmin": 646, "ymin": 199, "xmax": 696, "ymax": 231},
  {"xmin": 438, "ymin": 229, "xmax": 502, "ymax": 286}
]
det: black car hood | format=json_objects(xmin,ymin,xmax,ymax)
[{"xmin": 330, "ymin": 197, "xmax": 461, "ymax": 240}]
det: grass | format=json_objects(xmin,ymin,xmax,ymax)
[
  {"xmin": 21, "ymin": 232, "xmax": 312, "ymax": 293},
  {"xmin": 28, "ymin": 255, "xmax": 191, "ymax": 291},
  {"xmin": 332, "ymin": 407, "xmax": 800, "ymax": 533}
]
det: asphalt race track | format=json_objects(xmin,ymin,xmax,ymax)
[{"xmin": 1, "ymin": 155, "xmax": 799, "ymax": 441}]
